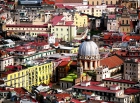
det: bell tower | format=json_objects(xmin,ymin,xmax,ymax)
[{"xmin": 77, "ymin": 61, "xmax": 83, "ymax": 78}]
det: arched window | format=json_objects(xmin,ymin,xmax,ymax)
[
  {"xmin": 122, "ymin": 20, "xmax": 124, "ymax": 24},
  {"xmin": 126, "ymin": 20, "xmax": 128, "ymax": 24},
  {"xmin": 97, "ymin": 1, "xmax": 98, "ymax": 5},
  {"xmin": 106, "ymin": 1, "xmax": 108, "ymax": 5},
  {"xmin": 111, "ymin": 1, "xmax": 112, "ymax": 5},
  {"xmin": 92, "ymin": 1, "xmax": 94, "ymax": 5}
]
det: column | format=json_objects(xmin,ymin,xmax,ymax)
[
  {"xmin": 90, "ymin": 61, "xmax": 93, "ymax": 70},
  {"xmin": 98, "ymin": 61, "xmax": 100, "ymax": 67},
  {"xmin": 84, "ymin": 61, "xmax": 87, "ymax": 70},
  {"xmin": 95, "ymin": 61, "xmax": 97, "ymax": 69}
]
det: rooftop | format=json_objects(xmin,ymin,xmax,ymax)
[
  {"xmin": 55, "ymin": 0, "xmax": 83, "ymax": 3},
  {"xmin": 60, "ymin": 73, "xmax": 86, "ymax": 82},
  {"xmin": 50, "ymin": 15, "xmax": 64, "ymax": 26},
  {"xmin": 103, "ymin": 78, "xmax": 137, "ymax": 84},
  {"xmin": 124, "ymin": 88, "xmax": 140, "ymax": 95},
  {"xmin": 73, "ymin": 82, "xmax": 121, "ymax": 93},
  {"xmin": 100, "ymin": 55, "xmax": 124, "ymax": 69}
]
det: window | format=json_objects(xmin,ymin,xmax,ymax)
[
  {"xmin": 92, "ymin": 1, "xmax": 94, "ymax": 5},
  {"xmin": 111, "ymin": 1, "xmax": 112, "ymax": 5},
  {"xmin": 106, "ymin": 1, "xmax": 108, "ymax": 5},
  {"xmin": 56, "ymin": 28, "xmax": 58, "ymax": 31},
  {"xmin": 122, "ymin": 20, "xmax": 124, "ymax": 24},
  {"xmin": 10, "ymin": 75, "xmax": 12, "ymax": 79},
  {"xmin": 61, "ymin": 28, "xmax": 63, "ymax": 31},
  {"xmin": 97, "ymin": 1, "xmax": 98, "ymax": 5},
  {"xmin": 126, "ymin": 20, "xmax": 128, "ymax": 24}
]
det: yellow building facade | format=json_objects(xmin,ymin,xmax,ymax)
[
  {"xmin": 56, "ymin": 47, "xmax": 79, "ymax": 54},
  {"xmin": 88, "ymin": 0, "xmax": 119, "ymax": 5},
  {"xmin": 51, "ymin": 25, "xmax": 77, "ymax": 42},
  {"xmin": 5, "ymin": 62, "xmax": 53, "ymax": 91},
  {"xmin": 74, "ymin": 12, "xmax": 88, "ymax": 27}
]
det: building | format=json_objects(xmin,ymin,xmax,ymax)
[
  {"xmin": 5, "ymin": 41, "xmax": 56, "ymax": 65},
  {"xmin": 78, "ymin": 35, "xmax": 100, "ymax": 70},
  {"xmin": 118, "ymin": 7, "xmax": 131, "ymax": 34},
  {"xmin": 96, "ymin": 66, "xmax": 111, "ymax": 81},
  {"xmin": 55, "ymin": 0, "xmax": 83, "ymax": 6},
  {"xmin": 75, "ymin": 5, "xmax": 94, "ymax": 16},
  {"xmin": 100, "ymin": 55, "xmax": 124, "ymax": 76},
  {"xmin": 72, "ymin": 81, "xmax": 140, "ymax": 103},
  {"xmin": 4, "ymin": 59, "xmax": 53, "ymax": 91},
  {"xmin": 59, "ymin": 33, "xmax": 123, "ymax": 89},
  {"xmin": 103, "ymin": 78, "xmax": 137, "ymax": 90},
  {"xmin": 0, "ymin": 50, "xmax": 14, "ymax": 71},
  {"xmin": 0, "ymin": 39, "xmax": 15, "ymax": 48},
  {"xmin": 56, "ymin": 61, "xmax": 72, "ymax": 82},
  {"xmin": 72, "ymin": 81, "xmax": 127, "ymax": 103},
  {"xmin": 51, "ymin": 25, "xmax": 77, "ymax": 42},
  {"xmin": 124, "ymin": 59, "xmax": 140, "ymax": 82},
  {"xmin": 107, "ymin": 14, "xmax": 119, "ymax": 32},
  {"xmin": 18, "ymin": 0, "xmax": 42, "ymax": 5},
  {"xmin": 114, "ymin": 47, "xmax": 140, "ymax": 59},
  {"xmin": 106, "ymin": 5, "xmax": 116, "ymax": 13},
  {"xmin": 121, "ymin": 0, "xmax": 138, "ymax": 9},
  {"xmin": 103, "ymin": 32, "xmax": 124, "ymax": 45},
  {"xmin": 37, "ymin": 33, "xmax": 56, "ymax": 44},
  {"xmin": 88, "ymin": 0, "xmax": 119, "ymax": 5},
  {"xmin": 93, "ymin": 5, "xmax": 107, "ymax": 17},
  {"xmin": 56, "ymin": 45, "xmax": 79, "ymax": 54},
  {"xmin": 74, "ymin": 12, "xmax": 88, "ymax": 27},
  {"xmin": 6, "ymin": 24, "xmax": 48, "ymax": 37},
  {"xmin": 59, "ymin": 63, "xmax": 87, "ymax": 89}
]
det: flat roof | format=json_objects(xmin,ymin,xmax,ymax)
[{"xmin": 103, "ymin": 78, "xmax": 137, "ymax": 84}]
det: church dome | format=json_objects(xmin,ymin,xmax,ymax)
[{"xmin": 78, "ymin": 41, "xmax": 99, "ymax": 56}]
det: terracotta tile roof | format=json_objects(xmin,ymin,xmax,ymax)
[
  {"xmin": 103, "ymin": 78, "xmax": 137, "ymax": 84},
  {"xmin": 50, "ymin": 15, "xmax": 64, "ymax": 25},
  {"xmin": 42, "ymin": 0, "xmax": 55, "ymax": 5},
  {"xmin": 56, "ymin": 4, "xmax": 65, "ymax": 8},
  {"xmin": 14, "ymin": 87, "xmax": 28, "ymax": 95},
  {"xmin": 38, "ymin": 33, "xmax": 53, "ymax": 37},
  {"xmin": 73, "ymin": 82, "xmax": 121, "ymax": 93},
  {"xmin": 124, "ymin": 88, "xmax": 140, "ymax": 95},
  {"xmin": 82, "ymin": 91, "xmax": 92, "ymax": 95},
  {"xmin": 108, "ymin": 14, "xmax": 116, "ymax": 19},
  {"xmin": 70, "ymin": 99, "xmax": 81, "ymax": 103},
  {"xmin": 6, "ymin": 24, "xmax": 47, "ymax": 28},
  {"xmin": 65, "ymin": 21, "xmax": 74, "ymax": 25},
  {"xmin": 128, "ymin": 35, "xmax": 140, "ymax": 41},
  {"xmin": 31, "ymin": 42, "xmax": 48, "ymax": 46},
  {"xmin": 114, "ymin": 50, "xmax": 128, "ymax": 56},
  {"xmin": 65, "ymin": 6, "xmax": 74, "ymax": 10},
  {"xmin": 5, "ymin": 65, "xmax": 22, "ymax": 70},
  {"xmin": 70, "ymin": 61, "xmax": 77, "ymax": 65},
  {"xmin": 107, "ymin": 5, "xmax": 116, "ymax": 8},
  {"xmin": 55, "ymin": 0, "xmax": 82, "ymax": 3},
  {"xmin": 86, "ymin": 100, "xmax": 114, "ymax": 103},
  {"xmin": 58, "ymin": 61, "xmax": 70, "ymax": 67},
  {"xmin": 100, "ymin": 55, "xmax": 124, "ymax": 69},
  {"xmin": 55, "ymin": 93, "xmax": 70, "ymax": 101}
]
